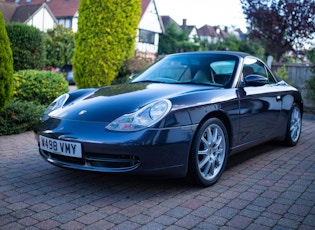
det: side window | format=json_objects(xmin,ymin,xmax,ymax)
[
  {"xmin": 266, "ymin": 68, "xmax": 277, "ymax": 84},
  {"xmin": 243, "ymin": 58, "xmax": 276, "ymax": 84}
]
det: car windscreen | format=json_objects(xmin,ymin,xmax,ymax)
[{"xmin": 132, "ymin": 53, "xmax": 239, "ymax": 87}]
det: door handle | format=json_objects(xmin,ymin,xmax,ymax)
[{"xmin": 276, "ymin": 95, "xmax": 281, "ymax": 101}]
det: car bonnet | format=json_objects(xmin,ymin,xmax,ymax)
[{"xmin": 48, "ymin": 83, "xmax": 216, "ymax": 123}]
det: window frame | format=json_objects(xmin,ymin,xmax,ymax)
[{"xmin": 138, "ymin": 29, "xmax": 155, "ymax": 45}]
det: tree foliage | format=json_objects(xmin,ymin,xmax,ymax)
[
  {"xmin": 241, "ymin": 0, "xmax": 315, "ymax": 61},
  {"xmin": 307, "ymin": 48, "xmax": 315, "ymax": 71},
  {"xmin": 44, "ymin": 24, "xmax": 75, "ymax": 68},
  {"xmin": 158, "ymin": 22, "xmax": 199, "ymax": 54},
  {"xmin": 0, "ymin": 12, "xmax": 14, "ymax": 111},
  {"xmin": 200, "ymin": 35, "xmax": 266, "ymax": 60},
  {"xmin": 6, "ymin": 22, "xmax": 45, "ymax": 71},
  {"xmin": 73, "ymin": 0, "xmax": 141, "ymax": 88},
  {"xmin": 306, "ymin": 48, "xmax": 315, "ymax": 100},
  {"xmin": 113, "ymin": 57, "xmax": 151, "ymax": 84}
]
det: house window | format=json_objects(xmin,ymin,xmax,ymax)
[{"xmin": 139, "ymin": 29, "xmax": 155, "ymax": 44}]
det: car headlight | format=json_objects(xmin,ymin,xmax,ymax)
[
  {"xmin": 40, "ymin": 94, "xmax": 69, "ymax": 121},
  {"xmin": 106, "ymin": 99, "xmax": 172, "ymax": 131}
]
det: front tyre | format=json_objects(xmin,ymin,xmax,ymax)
[
  {"xmin": 187, "ymin": 118, "xmax": 229, "ymax": 186},
  {"xmin": 284, "ymin": 104, "xmax": 302, "ymax": 146}
]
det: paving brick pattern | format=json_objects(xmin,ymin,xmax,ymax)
[{"xmin": 0, "ymin": 119, "xmax": 314, "ymax": 229}]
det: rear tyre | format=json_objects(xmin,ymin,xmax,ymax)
[
  {"xmin": 187, "ymin": 118, "xmax": 229, "ymax": 186},
  {"xmin": 284, "ymin": 104, "xmax": 302, "ymax": 146}
]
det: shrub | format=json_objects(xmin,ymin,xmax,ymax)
[
  {"xmin": 276, "ymin": 65, "xmax": 288, "ymax": 81},
  {"xmin": 6, "ymin": 22, "xmax": 45, "ymax": 71},
  {"xmin": 113, "ymin": 57, "xmax": 151, "ymax": 84},
  {"xmin": 14, "ymin": 70, "xmax": 69, "ymax": 106},
  {"xmin": 306, "ymin": 75, "xmax": 315, "ymax": 100},
  {"xmin": 44, "ymin": 24, "xmax": 75, "ymax": 68},
  {"xmin": 73, "ymin": 0, "xmax": 141, "ymax": 88},
  {"xmin": 0, "ymin": 12, "xmax": 14, "ymax": 111},
  {"xmin": 0, "ymin": 100, "xmax": 46, "ymax": 135}
]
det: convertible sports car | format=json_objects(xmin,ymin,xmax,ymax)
[{"xmin": 35, "ymin": 51, "xmax": 303, "ymax": 186}]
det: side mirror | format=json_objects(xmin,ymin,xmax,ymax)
[
  {"xmin": 129, "ymin": 74, "xmax": 138, "ymax": 81},
  {"xmin": 244, "ymin": 74, "xmax": 268, "ymax": 86}
]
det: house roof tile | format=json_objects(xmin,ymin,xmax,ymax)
[
  {"xmin": 8, "ymin": 0, "xmax": 78, "ymax": 17},
  {"xmin": 11, "ymin": 4, "xmax": 42, "ymax": 22},
  {"xmin": 8, "ymin": 0, "xmax": 149, "ymax": 18},
  {"xmin": 0, "ymin": 2, "xmax": 17, "ymax": 22},
  {"xmin": 198, "ymin": 24, "xmax": 218, "ymax": 37},
  {"xmin": 160, "ymin": 15, "xmax": 181, "ymax": 30},
  {"xmin": 181, "ymin": 25, "xmax": 195, "ymax": 34},
  {"xmin": 141, "ymin": 0, "xmax": 150, "ymax": 18}
]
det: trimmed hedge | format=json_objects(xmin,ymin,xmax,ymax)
[
  {"xmin": 0, "ymin": 100, "xmax": 46, "ymax": 135},
  {"xmin": 6, "ymin": 22, "xmax": 45, "ymax": 71},
  {"xmin": 14, "ymin": 70, "xmax": 69, "ymax": 106}
]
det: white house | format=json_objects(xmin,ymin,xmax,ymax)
[
  {"xmin": 20, "ymin": 4, "xmax": 56, "ymax": 32},
  {"xmin": 0, "ymin": 1, "xmax": 57, "ymax": 32},
  {"xmin": 4, "ymin": 0, "xmax": 79, "ymax": 31},
  {"xmin": 135, "ymin": 0, "xmax": 163, "ymax": 62},
  {"xmin": 181, "ymin": 19, "xmax": 199, "ymax": 42}
]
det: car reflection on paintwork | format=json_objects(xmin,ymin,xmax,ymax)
[{"xmin": 66, "ymin": 71, "xmax": 74, "ymax": 85}]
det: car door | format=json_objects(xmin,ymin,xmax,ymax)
[{"xmin": 237, "ymin": 57, "xmax": 282, "ymax": 145}]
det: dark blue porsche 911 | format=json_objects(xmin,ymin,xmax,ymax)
[{"xmin": 35, "ymin": 51, "xmax": 303, "ymax": 186}]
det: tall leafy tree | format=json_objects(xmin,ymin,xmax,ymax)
[
  {"xmin": 241, "ymin": 0, "xmax": 315, "ymax": 61},
  {"xmin": 44, "ymin": 25, "xmax": 75, "ymax": 68},
  {"xmin": 204, "ymin": 35, "xmax": 265, "ymax": 60},
  {"xmin": 73, "ymin": 0, "xmax": 141, "ymax": 88},
  {"xmin": 159, "ymin": 22, "xmax": 199, "ymax": 54},
  {"xmin": 6, "ymin": 23, "xmax": 45, "ymax": 71},
  {"xmin": 0, "ymin": 13, "xmax": 13, "ymax": 111}
]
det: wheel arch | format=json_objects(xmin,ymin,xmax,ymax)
[
  {"xmin": 186, "ymin": 109, "xmax": 232, "ymax": 186},
  {"xmin": 194, "ymin": 110, "xmax": 232, "ymax": 151},
  {"xmin": 295, "ymin": 100, "xmax": 303, "ymax": 116}
]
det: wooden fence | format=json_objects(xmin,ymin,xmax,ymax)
[{"xmin": 272, "ymin": 63, "xmax": 315, "ymax": 111}]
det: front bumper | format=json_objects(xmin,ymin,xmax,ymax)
[{"xmin": 35, "ymin": 118, "xmax": 197, "ymax": 177}]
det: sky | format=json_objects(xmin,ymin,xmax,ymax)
[{"xmin": 154, "ymin": 0, "xmax": 248, "ymax": 32}]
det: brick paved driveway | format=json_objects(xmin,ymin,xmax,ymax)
[{"xmin": 0, "ymin": 119, "xmax": 314, "ymax": 230}]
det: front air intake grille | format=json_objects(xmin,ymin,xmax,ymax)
[
  {"xmin": 85, "ymin": 152, "xmax": 140, "ymax": 170},
  {"xmin": 42, "ymin": 150, "xmax": 140, "ymax": 172}
]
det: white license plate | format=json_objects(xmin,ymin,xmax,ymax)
[{"xmin": 39, "ymin": 136, "xmax": 82, "ymax": 158}]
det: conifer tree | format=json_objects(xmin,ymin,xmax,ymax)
[
  {"xmin": 0, "ymin": 12, "xmax": 13, "ymax": 111},
  {"xmin": 74, "ymin": 0, "xmax": 141, "ymax": 88}
]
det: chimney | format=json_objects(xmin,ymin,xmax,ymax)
[{"xmin": 182, "ymin": 19, "xmax": 187, "ymax": 27}]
